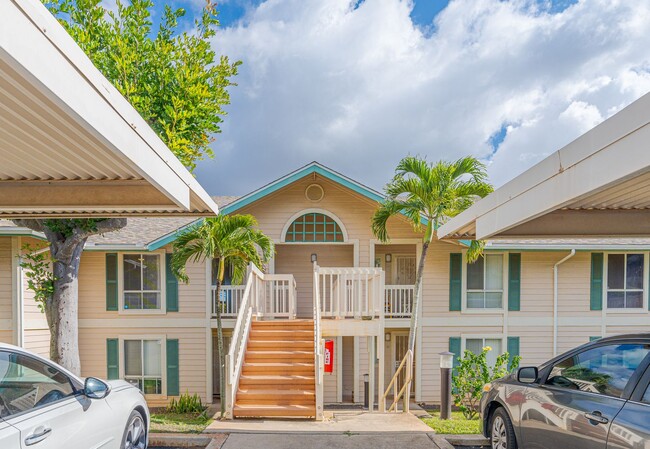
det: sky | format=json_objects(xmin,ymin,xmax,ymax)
[{"xmin": 148, "ymin": 0, "xmax": 650, "ymax": 197}]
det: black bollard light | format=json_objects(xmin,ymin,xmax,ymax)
[
  {"xmin": 363, "ymin": 373, "xmax": 369, "ymax": 409},
  {"xmin": 439, "ymin": 351, "xmax": 454, "ymax": 420}
]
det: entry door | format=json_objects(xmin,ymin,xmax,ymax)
[
  {"xmin": 392, "ymin": 333, "xmax": 414, "ymax": 396},
  {"xmin": 395, "ymin": 256, "xmax": 416, "ymax": 285},
  {"xmin": 213, "ymin": 335, "xmax": 231, "ymax": 397}
]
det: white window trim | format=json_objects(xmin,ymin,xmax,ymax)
[
  {"xmin": 461, "ymin": 334, "xmax": 506, "ymax": 357},
  {"xmin": 462, "ymin": 252, "xmax": 508, "ymax": 313},
  {"xmin": 119, "ymin": 335, "xmax": 167, "ymax": 397},
  {"xmin": 603, "ymin": 252, "xmax": 648, "ymax": 314},
  {"xmin": 118, "ymin": 250, "xmax": 167, "ymax": 315}
]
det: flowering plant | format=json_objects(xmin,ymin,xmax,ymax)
[{"xmin": 452, "ymin": 346, "xmax": 520, "ymax": 419}]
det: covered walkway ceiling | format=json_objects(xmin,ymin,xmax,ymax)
[
  {"xmin": 0, "ymin": 0, "xmax": 219, "ymax": 217},
  {"xmin": 438, "ymin": 91, "xmax": 650, "ymax": 240}
]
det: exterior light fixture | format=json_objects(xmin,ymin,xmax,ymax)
[
  {"xmin": 385, "ymin": 253, "xmax": 392, "ymax": 263},
  {"xmin": 311, "ymin": 253, "xmax": 318, "ymax": 263},
  {"xmin": 385, "ymin": 333, "xmax": 391, "ymax": 341},
  {"xmin": 439, "ymin": 351, "xmax": 454, "ymax": 420}
]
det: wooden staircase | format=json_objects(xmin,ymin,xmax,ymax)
[{"xmin": 233, "ymin": 319, "xmax": 316, "ymax": 418}]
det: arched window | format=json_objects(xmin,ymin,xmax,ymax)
[{"xmin": 284, "ymin": 212, "xmax": 345, "ymax": 243}]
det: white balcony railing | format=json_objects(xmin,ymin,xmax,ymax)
[
  {"xmin": 384, "ymin": 285, "xmax": 415, "ymax": 318},
  {"xmin": 314, "ymin": 266, "xmax": 384, "ymax": 319},
  {"xmin": 212, "ymin": 277, "xmax": 297, "ymax": 319},
  {"xmin": 212, "ymin": 285, "xmax": 246, "ymax": 318}
]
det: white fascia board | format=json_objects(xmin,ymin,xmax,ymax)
[
  {"xmin": 4, "ymin": 0, "xmax": 217, "ymax": 215},
  {"xmin": 485, "ymin": 244, "xmax": 650, "ymax": 251},
  {"xmin": 439, "ymin": 91, "xmax": 650, "ymax": 239}
]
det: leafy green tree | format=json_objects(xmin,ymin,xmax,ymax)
[
  {"xmin": 171, "ymin": 215, "xmax": 274, "ymax": 417},
  {"xmin": 372, "ymin": 156, "xmax": 493, "ymax": 357},
  {"xmin": 14, "ymin": 0, "xmax": 239, "ymax": 374},
  {"xmin": 452, "ymin": 347, "xmax": 520, "ymax": 419}
]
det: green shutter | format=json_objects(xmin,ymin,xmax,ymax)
[
  {"xmin": 106, "ymin": 338, "xmax": 119, "ymax": 380},
  {"xmin": 166, "ymin": 339, "xmax": 179, "ymax": 396},
  {"xmin": 166, "ymin": 253, "xmax": 179, "ymax": 312},
  {"xmin": 508, "ymin": 253, "xmax": 521, "ymax": 311},
  {"xmin": 449, "ymin": 253, "xmax": 462, "ymax": 311},
  {"xmin": 449, "ymin": 337, "xmax": 461, "ymax": 368},
  {"xmin": 590, "ymin": 253, "xmax": 604, "ymax": 311},
  {"xmin": 106, "ymin": 253, "xmax": 118, "ymax": 311},
  {"xmin": 507, "ymin": 337, "xmax": 520, "ymax": 370}
]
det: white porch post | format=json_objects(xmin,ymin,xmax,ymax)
[
  {"xmin": 378, "ymin": 332, "xmax": 385, "ymax": 412},
  {"xmin": 368, "ymin": 336, "xmax": 375, "ymax": 412},
  {"xmin": 353, "ymin": 337, "xmax": 360, "ymax": 403}
]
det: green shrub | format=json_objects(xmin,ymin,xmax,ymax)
[
  {"xmin": 452, "ymin": 346, "xmax": 520, "ymax": 420},
  {"xmin": 167, "ymin": 392, "xmax": 205, "ymax": 415}
]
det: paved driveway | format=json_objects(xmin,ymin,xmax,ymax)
[{"xmin": 221, "ymin": 433, "xmax": 441, "ymax": 449}]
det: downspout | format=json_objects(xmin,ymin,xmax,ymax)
[{"xmin": 553, "ymin": 249, "xmax": 575, "ymax": 357}]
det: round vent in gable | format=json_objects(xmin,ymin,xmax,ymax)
[{"xmin": 305, "ymin": 183, "xmax": 324, "ymax": 202}]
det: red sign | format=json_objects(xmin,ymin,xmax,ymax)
[{"xmin": 324, "ymin": 340, "xmax": 334, "ymax": 373}]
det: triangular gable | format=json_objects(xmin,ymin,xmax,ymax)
[{"xmin": 220, "ymin": 162, "xmax": 385, "ymax": 215}]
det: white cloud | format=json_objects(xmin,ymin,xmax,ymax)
[{"xmin": 196, "ymin": 0, "xmax": 650, "ymax": 195}]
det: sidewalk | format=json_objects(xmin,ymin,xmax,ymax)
[{"xmin": 204, "ymin": 408, "xmax": 432, "ymax": 434}]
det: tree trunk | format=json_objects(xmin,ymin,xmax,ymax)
[
  {"xmin": 408, "ymin": 240, "xmax": 430, "ymax": 353},
  {"xmin": 13, "ymin": 218, "xmax": 126, "ymax": 375},
  {"xmin": 405, "ymin": 239, "xmax": 430, "ymax": 402},
  {"xmin": 45, "ymin": 239, "xmax": 86, "ymax": 374},
  {"xmin": 213, "ymin": 258, "xmax": 226, "ymax": 419}
]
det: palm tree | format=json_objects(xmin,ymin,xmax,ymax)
[
  {"xmin": 171, "ymin": 214, "xmax": 274, "ymax": 417},
  {"xmin": 372, "ymin": 156, "xmax": 493, "ymax": 355}
]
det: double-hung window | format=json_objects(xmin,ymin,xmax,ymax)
[
  {"xmin": 606, "ymin": 254, "xmax": 645, "ymax": 309},
  {"xmin": 123, "ymin": 253, "xmax": 162, "ymax": 310},
  {"xmin": 124, "ymin": 339, "xmax": 163, "ymax": 394},
  {"xmin": 466, "ymin": 254, "xmax": 504, "ymax": 309},
  {"xmin": 465, "ymin": 337, "xmax": 503, "ymax": 367}
]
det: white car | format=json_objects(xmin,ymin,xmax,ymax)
[{"xmin": 0, "ymin": 343, "xmax": 149, "ymax": 449}]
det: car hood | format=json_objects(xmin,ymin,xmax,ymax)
[{"xmin": 105, "ymin": 379, "xmax": 137, "ymax": 393}]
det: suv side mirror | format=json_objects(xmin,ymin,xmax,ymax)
[
  {"xmin": 84, "ymin": 377, "xmax": 110, "ymax": 399},
  {"xmin": 517, "ymin": 366, "xmax": 538, "ymax": 384}
]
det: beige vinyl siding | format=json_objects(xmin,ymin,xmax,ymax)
[
  {"xmin": 237, "ymin": 175, "xmax": 421, "ymax": 268},
  {"xmin": 275, "ymin": 244, "xmax": 353, "ymax": 318},
  {"xmin": 22, "ymin": 246, "xmax": 50, "ymax": 357},
  {"xmin": 79, "ymin": 327, "xmax": 208, "ymax": 406},
  {"xmin": 76, "ymin": 246, "xmax": 210, "ymax": 405},
  {"xmin": 0, "ymin": 238, "xmax": 13, "ymax": 344},
  {"xmin": 23, "ymin": 329, "xmax": 50, "ymax": 358}
]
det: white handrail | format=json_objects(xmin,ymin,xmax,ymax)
[
  {"xmin": 313, "ymin": 262, "xmax": 324, "ymax": 420},
  {"xmin": 315, "ymin": 266, "xmax": 384, "ymax": 319},
  {"xmin": 224, "ymin": 269, "xmax": 255, "ymax": 419}
]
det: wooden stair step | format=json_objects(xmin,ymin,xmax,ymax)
[
  {"xmin": 252, "ymin": 321, "xmax": 313, "ymax": 329},
  {"xmin": 248, "ymin": 340, "xmax": 312, "ymax": 349},
  {"xmin": 236, "ymin": 389, "xmax": 315, "ymax": 405},
  {"xmin": 243, "ymin": 362, "xmax": 314, "ymax": 374},
  {"xmin": 250, "ymin": 330, "xmax": 313, "ymax": 340},
  {"xmin": 239, "ymin": 375, "xmax": 315, "ymax": 386},
  {"xmin": 245, "ymin": 350, "xmax": 314, "ymax": 360},
  {"xmin": 233, "ymin": 404, "xmax": 316, "ymax": 418}
]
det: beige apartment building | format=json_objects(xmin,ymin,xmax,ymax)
[{"xmin": 1, "ymin": 162, "xmax": 649, "ymax": 417}]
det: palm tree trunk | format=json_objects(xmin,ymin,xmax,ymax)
[
  {"xmin": 408, "ymin": 240, "xmax": 429, "ymax": 353},
  {"xmin": 214, "ymin": 278, "xmax": 226, "ymax": 418},
  {"xmin": 405, "ymin": 240, "xmax": 430, "ymax": 402}
]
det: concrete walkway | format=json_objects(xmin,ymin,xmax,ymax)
[
  {"xmin": 220, "ymin": 432, "xmax": 448, "ymax": 449},
  {"xmin": 204, "ymin": 410, "xmax": 432, "ymax": 434}
]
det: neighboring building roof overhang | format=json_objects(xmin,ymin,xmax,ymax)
[
  {"xmin": 0, "ymin": 0, "xmax": 218, "ymax": 217},
  {"xmin": 438, "ymin": 91, "xmax": 650, "ymax": 240}
]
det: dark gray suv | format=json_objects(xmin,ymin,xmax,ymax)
[{"xmin": 480, "ymin": 334, "xmax": 650, "ymax": 449}]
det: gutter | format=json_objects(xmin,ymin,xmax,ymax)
[{"xmin": 554, "ymin": 249, "xmax": 575, "ymax": 356}]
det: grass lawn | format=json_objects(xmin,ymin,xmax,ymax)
[
  {"xmin": 420, "ymin": 411, "xmax": 482, "ymax": 435},
  {"xmin": 150, "ymin": 411, "xmax": 213, "ymax": 434}
]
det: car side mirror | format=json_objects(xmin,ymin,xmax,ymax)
[
  {"xmin": 84, "ymin": 377, "xmax": 110, "ymax": 399},
  {"xmin": 517, "ymin": 366, "xmax": 538, "ymax": 384}
]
